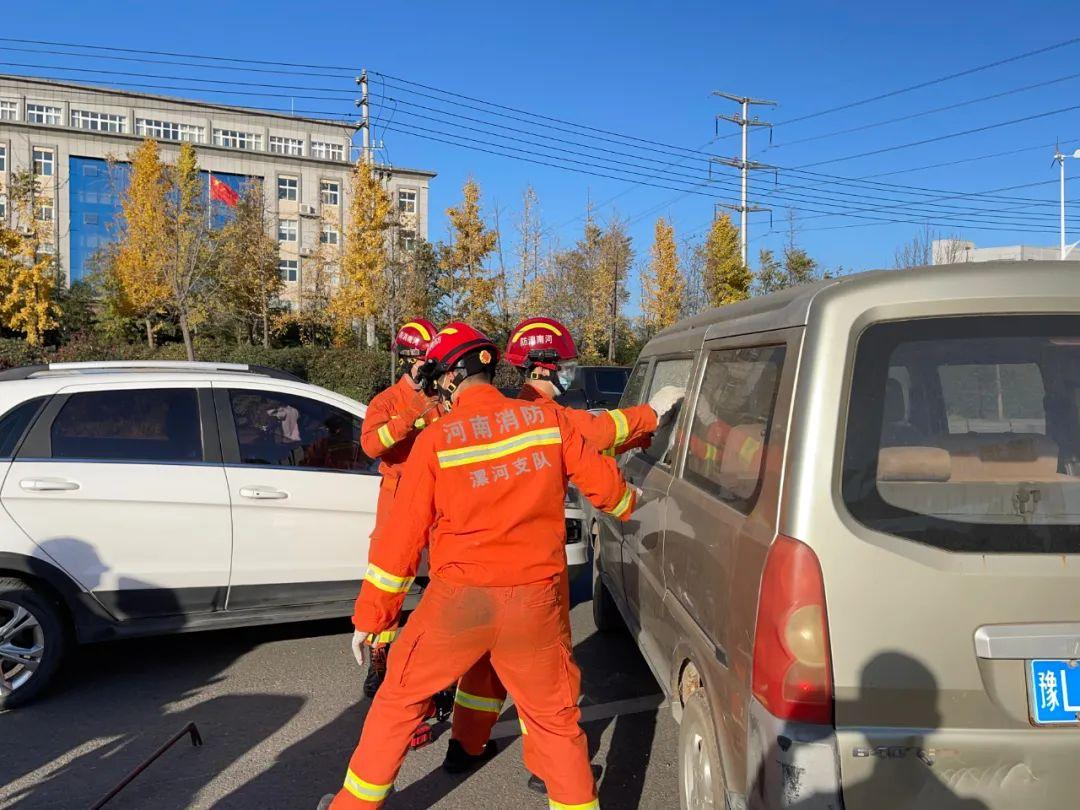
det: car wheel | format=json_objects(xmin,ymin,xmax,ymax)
[
  {"xmin": 0, "ymin": 577, "xmax": 68, "ymax": 710},
  {"xmin": 678, "ymin": 689, "xmax": 726, "ymax": 810},
  {"xmin": 591, "ymin": 553, "xmax": 623, "ymax": 633}
]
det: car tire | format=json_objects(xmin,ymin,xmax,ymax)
[
  {"xmin": 678, "ymin": 689, "xmax": 726, "ymax": 810},
  {"xmin": 0, "ymin": 577, "xmax": 68, "ymax": 710},
  {"xmin": 591, "ymin": 558, "xmax": 624, "ymax": 634}
]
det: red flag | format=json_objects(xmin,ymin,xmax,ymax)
[{"xmin": 210, "ymin": 175, "xmax": 239, "ymax": 207}]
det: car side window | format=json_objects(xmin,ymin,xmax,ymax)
[
  {"xmin": 51, "ymin": 388, "xmax": 203, "ymax": 462},
  {"xmin": 228, "ymin": 389, "xmax": 377, "ymax": 473},
  {"xmin": 683, "ymin": 346, "xmax": 786, "ymax": 513},
  {"xmin": 0, "ymin": 397, "xmax": 46, "ymax": 458},
  {"xmin": 619, "ymin": 361, "xmax": 650, "ymax": 408},
  {"xmin": 640, "ymin": 357, "xmax": 695, "ymax": 465}
]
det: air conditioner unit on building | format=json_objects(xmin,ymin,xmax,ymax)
[{"xmin": 299, "ymin": 204, "xmax": 319, "ymax": 217}]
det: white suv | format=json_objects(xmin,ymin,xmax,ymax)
[{"xmin": 0, "ymin": 361, "xmax": 396, "ymax": 708}]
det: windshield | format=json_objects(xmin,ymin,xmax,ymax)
[
  {"xmin": 842, "ymin": 315, "xmax": 1080, "ymax": 553},
  {"xmin": 594, "ymin": 368, "xmax": 630, "ymax": 395}
]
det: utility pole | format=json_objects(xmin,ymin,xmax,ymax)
[
  {"xmin": 712, "ymin": 92, "xmax": 776, "ymax": 266},
  {"xmin": 355, "ymin": 69, "xmax": 377, "ymax": 348},
  {"xmin": 1053, "ymin": 143, "xmax": 1080, "ymax": 260}
]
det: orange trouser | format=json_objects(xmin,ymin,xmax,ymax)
[
  {"xmin": 451, "ymin": 571, "xmax": 572, "ymax": 757},
  {"xmin": 330, "ymin": 576, "xmax": 598, "ymax": 810}
]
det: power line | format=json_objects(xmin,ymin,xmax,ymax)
[{"xmin": 772, "ymin": 35, "xmax": 1080, "ymax": 128}]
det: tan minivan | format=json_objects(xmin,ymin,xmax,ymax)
[{"xmin": 588, "ymin": 261, "xmax": 1080, "ymax": 810}]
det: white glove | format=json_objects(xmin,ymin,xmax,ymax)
[
  {"xmin": 648, "ymin": 385, "xmax": 684, "ymax": 422},
  {"xmin": 351, "ymin": 629, "xmax": 371, "ymax": 669}
]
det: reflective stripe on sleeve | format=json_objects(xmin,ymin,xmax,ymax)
[
  {"xmin": 343, "ymin": 769, "xmax": 392, "ymax": 802},
  {"xmin": 436, "ymin": 427, "xmax": 561, "ymax": 468},
  {"xmin": 519, "ymin": 718, "xmax": 528, "ymax": 735},
  {"xmin": 549, "ymin": 800, "xmax": 599, "ymax": 810},
  {"xmin": 366, "ymin": 628, "xmax": 398, "ymax": 645},
  {"xmin": 738, "ymin": 435, "xmax": 762, "ymax": 463},
  {"xmin": 454, "ymin": 688, "xmax": 504, "ymax": 714},
  {"xmin": 377, "ymin": 424, "xmax": 396, "ymax": 449},
  {"xmin": 606, "ymin": 409, "xmax": 630, "ymax": 449},
  {"xmin": 364, "ymin": 563, "xmax": 414, "ymax": 595},
  {"xmin": 607, "ymin": 487, "xmax": 634, "ymax": 519}
]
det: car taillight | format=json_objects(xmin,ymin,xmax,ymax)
[{"xmin": 751, "ymin": 534, "xmax": 833, "ymax": 725}]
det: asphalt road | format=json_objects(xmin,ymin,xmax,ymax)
[{"xmin": 0, "ymin": 596, "xmax": 678, "ymax": 809}]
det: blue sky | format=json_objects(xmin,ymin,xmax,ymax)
[{"xmin": 4, "ymin": 1, "xmax": 1079, "ymax": 313}]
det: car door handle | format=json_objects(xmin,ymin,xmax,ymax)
[
  {"xmin": 20, "ymin": 478, "xmax": 80, "ymax": 492},
  {"xmin": 239, "ymin": 486, "xmax": 289, "ymax": 500}
]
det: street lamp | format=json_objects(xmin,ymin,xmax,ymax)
[{"xmin": 1052, "ymin": 145, "xmax": 1080, "ymax": 260}]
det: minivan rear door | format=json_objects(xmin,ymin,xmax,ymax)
[{"xmin": 830, "ymin": 314, "xmax": 1080, "ymax": 810}]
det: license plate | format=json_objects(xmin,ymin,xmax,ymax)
[{"xmin": 1029, "ymin": 659, "xmax": 1080, "ymax": 725}]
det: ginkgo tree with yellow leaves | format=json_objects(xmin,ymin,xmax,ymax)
[
  {"xmin": 0, "ymin": 170, "xmax": 61, "ymax": 346},
  {"xmin": 439, "ymin": 178, "xmax": 499, "ymax": 331},
  {"xmin": 641, "ymin": 216, "xmax": 685, "ymax": 338}
]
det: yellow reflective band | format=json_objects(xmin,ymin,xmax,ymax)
[
  {"xmin": 377, "ymin": 424, "xmax": 395, "ymax": 449},
  {"xmin": 402, "ymin": 321, "xmax": 432, "ymax": 340},
  {"xmin": 607, "ymin": 487, "xmax": 634, "ymax": 519},
  {"xmin": 436, "ymin": 427, "xmax": 562, "ymax": 469},
  {"xmin": 738, "ymin": 436, "xmax": 762, "ymax": 464},
  {"xmin": 439, "ymin": 326, "xmax": 459, "ymax": 336},
  {"xmin": 549, "ymin": 800, "xmax": 599, "ymax": 810},
  {"xmin": 512, "ymin": 321, "xmax": 563, "ymax": 343},
  {"xmin": 454, "ymin": 688, "xmax": 504, "ymax": 714},
  {"xmin": 414, "ymin": 416, "xmax": 426, "ymax": 430},
  {"xmin": 343, "ymin": 769, "xmax": 392, "ymax": 802},
  {"xmin": 704, "ymin": 444, "xmax": 718, "ymax": 461},
  {"xmin": 607, "ymin": 409, "xmax": 629, "ymax": 449},
  {"xmin": 364, "ymin": 563, "xmax": 414, "ymax": 595},
  {"xmin": 366, "ymin": 628, "xmax": 398, "ymax": 645},
  {"xmin": 519, "ymin": 718, "xmax": 528, "ymax": 735}
]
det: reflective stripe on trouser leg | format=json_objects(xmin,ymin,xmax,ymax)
[
  {"xmin": 550, "ymin": 801, "xmax": 600, "ymax": 810},
  {"xmin": 451, "ymin": 653, "xmax": 508, "ymax": 755},
  {"xmin": 488, "ymin": 578, "xmax": 598, "ymax": 810},
  {"xmin": 331, "ymin": 579, "xmax": 500, "ymax": 810}
]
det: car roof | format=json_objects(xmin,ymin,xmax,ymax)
[{"xmin": 646, "ymin": 260, "xmax": 1080, "ymax": 349}]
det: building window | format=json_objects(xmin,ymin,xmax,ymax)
[
  {"xmin": 279, "ymin": 259, "xmax": 299, "ymax": 282},
  {"xmin": 269, "ymin": 136, "xmax": 305, "ymax": 156},
  {"xmin": 214, "ymin": 128, "xmax": 263, "ymax": 151},
  {"xmin": 320, "ymin": 180, "xmax": 340, "ymax": 206},
  {"xmin": 0, "ymin": 144, "xmax": 6, "ymax": 173},
  {"xmin": 398, "ymin": 189, "xmax": 417, "ymax": 214},
  {"xmin": 33, "ymin": 148, "xmax": 54, "ymax": 177},
  {"xmin": 136, "ymin": 118, "xmax": 205, "ymax": 143},
  {"xmin": 38, "ymin": 242, "xmax": 56, "ymax": 256},
  {"xmin": 277, "ymin": 176, "xmax": 298, "ymax": 202},
  {"xmin": 278, "ymin": 219, "xmax": 298, "ymax": 243},
  {"xmin": 0, "ymin": 196, "xmax": 6, "ymax": 220},
  {"xmin": 71, "ymin": 109, "xmax": 127, "ymax": 133},
  {"xmin": 0, "ymin": 100, "xmax": 16, "ymax": 121},
  {"xmin": 320, "ymin": 224, "xmax": 339, "ymax": 246},
  {"xmin": 400, "ymin": 229, "xmax": 416, "ymax": 252},
  {"xmin": 26, "ymin": 104, "xmax": 61, "ymax": 125},
  {"xmin": 35, "ymin": 202, "xmax": 54, "ymax": 223},
  {"xmin": 311, "ymin": 141, "xmax": 344, "ymax": 161}
]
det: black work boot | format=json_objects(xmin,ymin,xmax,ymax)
[
  {"xmin": 441, "ymin": 739, "xmax": 499, "ymax": 774},
  {"xmin": 363, "ymin": 646, "xmax": 388, "ymax": 698}
]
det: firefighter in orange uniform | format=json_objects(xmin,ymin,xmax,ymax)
[
  {"xmin": 320, "ymin": 322, "xmax": 638, "ymax": 810},
  {"xmin": 355, "ymin": 318, "xmax": 440, "ymax": 697},
  {"xmin": 442, "ymin": 316, "xmax": 684, "ymax": 785}
]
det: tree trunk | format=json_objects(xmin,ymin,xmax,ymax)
[
  {"xmin": 262, "ymin": 302, "xmax": 270, "ymax": 348},
  {"xmin": 178, "ymin": 310, "xmax": 195, "ymax": 361},
  {"xmin": 365, "ymin": 315, "xmax": 376, "ymax": 348},
  {"xmin": 145, "ymin": 317, "xmax": 155, "ymax": 349}
]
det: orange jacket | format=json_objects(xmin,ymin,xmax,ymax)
[
  {"xmin": 353, "ymin": 383, "xmax": 636, "ymax": 632},
  {"xmin": 517, "ymin": 383, "xmax": 657, "ymax": 454},
  {"xmin": 360, "ymin": 375, "xmax": 441, "ymax": 481}
]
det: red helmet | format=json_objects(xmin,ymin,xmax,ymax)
[
  {"xmin": 505, "ymin": 317, "xmax": 578, "ymax": 370},
  {"xmin": 424, "ymin": 322, "xmax": 500, "ymax": 376},
  {"xmin": 395, "ymin": 318, "xmax": 437, "ymax": 357}
]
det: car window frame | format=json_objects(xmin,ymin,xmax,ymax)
[
  {"xmin": 677, "ymin": 342, "xmax": 788, "ymax": 515},
  {"xmin": 635, "ymin": 352, "xmax": 698, "ymax": 471},
  {"xmin": 214, "ymin": 385, "xmax": 378, "ymax": 476},
  {"xmin": 16, "ymin": 383, "xmax": 219, "ymax": 465},
  {"xmin": 0, "ymin": 396, "xmax": 49, "ymax": 460}
]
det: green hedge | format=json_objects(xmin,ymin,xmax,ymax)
[{"xmin": 0, "ymin": 338, "xmax": 394, "ymax": 404}]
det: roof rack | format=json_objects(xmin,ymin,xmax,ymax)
[{"xmin": 0, "ymin": 361, "xmax": 305, "ymax": 383}]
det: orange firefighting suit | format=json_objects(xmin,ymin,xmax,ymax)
[
  {"xmin": 451, "ymin": 384, "xmax": 658, "ymax": 757},
  {"xmin": 331, "ymin": 383, "xmax": 637, "ymax": 809},
  {"xmin": 356, "ymin": 374, "xmax": 440, "ymax": 644}
]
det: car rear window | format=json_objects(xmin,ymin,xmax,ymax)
[{"xmin": 842, "ymin": 315, "xmax": 1080, "ymax": 553}]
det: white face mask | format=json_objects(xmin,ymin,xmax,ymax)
[{"xmin": 556, "ymin": 361, "xmax": 578, "ymax": 392}]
